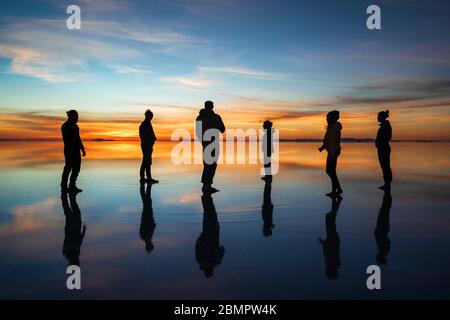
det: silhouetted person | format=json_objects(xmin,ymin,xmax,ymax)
[
  {"xmin": 61, "ymin": 110, "xmax": 86, "ymax": 193},
  {"xmin": 376, "ymin": 110, "xmax": 393, "ymax": 190},
  {"xmin": 319, "ymin": 110, "xmax": 343, "ymax": 197},
  {"xmin": 262, "ymin": 175, "xmax": 274, "ymax": 236},
  {"xmin": 195, "ymin": 192, "xmax": 225, "ymax": 278},
  {"xmin": 262, "ymin": 120, "xmax": 274, "ymax": 181},
  {"xmin": 318, "ymin": 195, "xmax": 342, "ymax": 279},
  {"xmin": 196, "ymin": 101, "xmax": 225, "ymax": 193},
  {"xmin": 139, "ymin": 109, "xmax": 158, "ymax": 184},
  {"xmin": 140, "ymin": 183, "xmax": 156, "ymax": 253},
  {"xmin": 61, "ymin": 192, "xmax": 86, "ymax": 266},
  {"xmin": 375, "ymin": 189, "xmax": 392, "ymax": 265}
]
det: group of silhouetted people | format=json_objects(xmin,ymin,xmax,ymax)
[
  {"xmin": 317, "ymin": 109, "xmax": 393, "ymax": 197},
  {"xmin": 59, "ymin": 102, "xmax": 394, "ymax": 276},
  {"xmin": 60, "ymin": 103, "xmax": 393, "ymax": 196}
]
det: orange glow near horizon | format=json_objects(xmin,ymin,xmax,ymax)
[{"xmin": 1, "ymin": 105, "xmax": 450, "ymax": 141}]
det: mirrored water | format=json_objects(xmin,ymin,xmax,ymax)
[{"xmin": 0, "ymin": 141, "xmax": 449, "ymax": 299}]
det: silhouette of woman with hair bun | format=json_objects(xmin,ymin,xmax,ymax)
[{"xmin": 375, "ymin": 110, "xmax": 393, "ymax": 190}]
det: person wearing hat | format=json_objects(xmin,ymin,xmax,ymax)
[
  {"xmin": 61, "ymin": 109, "xmax": 86, "ymax": 193},
  {"xmin": 139, "ymin": 109, "xmax": 158, "ymax": 184}
]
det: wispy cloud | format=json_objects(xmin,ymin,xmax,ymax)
[
  {"xmin": 0, "ymin": 17, "xmax": 201, "ymax": 82},
  {"xmin": 0, "ymin": 44, "xmax": 82, "ymax": 83},
  {"xmin": 333, "ymin": 79, "xmax": 450, "ymax": 106},
  {"xmin": 198, "ymin": 66, "xmax": 288, "ymax": 80},
  {"xmin": 161, "ymin": 76, "xmax": 212, "ymax": 87},
  {"xmin": 107, "ymin": 64, "xmax": 156, "ymax": 75}
]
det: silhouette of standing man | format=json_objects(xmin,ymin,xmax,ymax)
[
  {"xmin": 196, "ymin": 101, "xmax": 225, "ymax": 193},
  {"xmin": 376, "ymin": 110, "xmax": 392, "ymax": 190},
  {"xmin": 139, "ymin": 109, "xmax": 158, "ymax": 184},
  {"xmin": 61, "ymin": 110, "xmax": 86, "ymax": 193}
]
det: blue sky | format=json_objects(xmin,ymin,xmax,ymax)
[{"xmin": 0, "ymin": 0, "xmax": 449, "ymax": 139}]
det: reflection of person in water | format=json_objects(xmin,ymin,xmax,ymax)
[
  {"xmin": 61, "ymin": 192, "xmax": 86, "ymax": 266},
  {"xmin": 375, "ymin": 189, "xmax": 392, "ymax": 265},
  {"xmin": 262, "ymin": 176, "xmax": 274, "ymax": 237},
  {"xmin": 195, "ymin": 192, "xmax": 225, "ymax": 277},
  {"xmin": 318, "ymin": 195, "xmax": 342, "ymax": 279},
  {"xmin": 140, "ymin": 183, "xmax": 156, "ymax": 253}
]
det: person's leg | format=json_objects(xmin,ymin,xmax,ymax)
[
  {"xmin": 326, "ymin": 154, "xmax": 335, "ymax": 191},
  {"xmin": 146, "ymin": 147, "xmax": 158, "ymax": 183},
  {"xmin": 209, "ymin": 162, "xmax": 217, "ymax": 185},
  {"xmin": 61, "ymin": 154, "xmax": 72, "ymax": 191},
  {"xmin": 201, "ymin": 146, "xmax": 211, "ymax": 188},
  {"xmin": 333, "ymin": 154, "xmax": 342, "ymax": 192},
  {"xmin": 145, "ymin": 160, "xmax": 151, "ymax": 180},
  {"xmin": 201, "ymin": 163, "xmax": 218, "ymax": 192},
  {"xmin": 378, "ymin": 147, "xmax": 392, "ymax": 187},
  {"xmin": 140, "ymin": 158, "xmax": 146, "ymax": 181},
  {"xmin": 377, "ymin": 148, "xmax": 384, "ymax": 183},
  {"xmin": 384, "ymin": 146, "xmax": 392, "ymax": 184},
  {"xmin": 69, "ymin": 154, "xmax": 81, "ymax": 190},
  {"xmin": 201, "ymin": 161, "xmax": 208, "ymax": 186},
  {"xmin": 139, "ymin": 144, "xmax": 146, "ymax": 182},
  {"xmin": 326, "ymin": 154, "xmax": 341, "ymax": 194}
]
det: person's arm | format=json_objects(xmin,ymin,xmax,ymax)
[
  {"xmin": 216, "ymin": 115, "xmax": 225, "ymax": 133},
  {"xmin": 77, "ymin": 126, "xmax": 86, "ymax": 156},
  {"xmin": 319, "ymin": 131, "xmax": 328, "ymax": 152},
  {"xmin": 150, "ymin": 124, "xmax": 157, "ymax": 143}
]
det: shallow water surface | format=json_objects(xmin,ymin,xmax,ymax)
[{"xmin": 0, "ymin": 141, "xmax": 449, "ymax": 299}]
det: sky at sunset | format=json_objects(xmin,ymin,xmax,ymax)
[{"xmin": 0, "ymin": 0, "xmax": 449, "ymax": 141}]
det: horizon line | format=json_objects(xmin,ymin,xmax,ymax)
[{"xmin": 0, "ymin": 138, "xmax": 449, "ymax": 143}]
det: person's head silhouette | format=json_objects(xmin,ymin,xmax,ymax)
[
  {"xmin": 145, "ymin": 109, "xmax": 153, "ymax": 121},
  {"xmin": 326, "ymin": 110, "xmax": 339, "ymax": 125},
  {"xmin": 66, "ymin": 110, "xmax": 79, "ymax": 123},
  {"xmin": 263, "ymin": 120, "xmax": 273, "ymax": 129},
  {"xmin": 204, "ymin": 101, "xmax": 214, "ymax": 110},
  {"xmin": 378, "ymin": 110, "xmax": 389, "ymax": 123}
]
